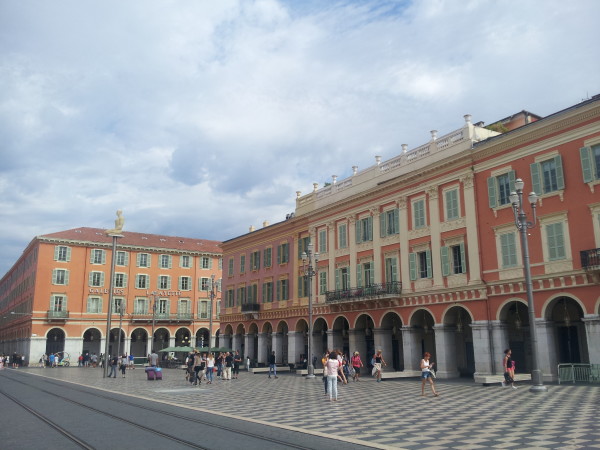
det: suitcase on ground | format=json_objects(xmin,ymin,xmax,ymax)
[
  {"xmin": 154, "ymin": 367, "xmax": 163, "ymax": 380},
  {"xmin": 145, "ymin": 366, "xmax": 156, "ymax": 380}
]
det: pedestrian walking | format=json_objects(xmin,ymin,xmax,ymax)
[
  {"xmin": 108, "ymin": 354, "xmax": 118, "ymax": 378},
  {"xmin": 321, "ymin": 352, "xmax": 329, "ymax": 396},
  {"xmin": 268, "ymin": 351, "xmax": 278, "ymax": 379},
  {"xmin": 420, "ymin": 352, "xmax": 439, "ymax": 396},
  {"xmin": 372, "ymin": 349, "xmax": 386, "ymax": 382},
  {"xmin": 326, "ymin": 352, "xmax": 341, "ymax": 401},
  {"xmin": 206, "ymin": 353, "xmax": 215, "ymax": 384},
  {"xmin": 246, "ymin": 356, "xmax": 251, "ymax": 371},
  {"xmin": 149, "ymin": 349, "xmax": 159, "ymax": 368},
  {"xmin": 39, "ymin": 354, "xmax": 46, "ymax": 369},
  {"xmin": 223, "ymin": 352, "xmax": 233, "ymax": 380},
  {"xmin": 119, "ymin": 354, "xmax": 127, "ymax": 378},
  {"xmin": 351, "ymin": 351, "xmax": 363, "ymax": 381},
  {"xmin": 216, "ymin": 352, "xmax": 224, "ymax": 379},
  {"xmin": 233, "ymin": 350, "xmax": 242, "ymax": 379},
  {"xmin": 128, "ymin": 353, "xmax": 135, "ymax": 369},
  {"xmin": 502, "ymin": 349, "xmax": 518, "ymax": 389}
]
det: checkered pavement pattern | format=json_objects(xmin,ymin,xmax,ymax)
[{"xmin": 19, "ymin": 367, "xmax": 600, "ymax": 449}]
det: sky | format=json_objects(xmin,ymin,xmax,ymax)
[{"xmin": 1, "ymin": 0, "xmax": 599, "ymax": 277}]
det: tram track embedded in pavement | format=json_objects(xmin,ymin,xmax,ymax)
[{"xmin": 0, "ymin": 371, "xmax": 322, "ymax": 450}]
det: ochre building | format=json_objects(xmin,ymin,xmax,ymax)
[
  {"xmin": 0, "ymin": 228, "xmax": 222, "ymax": 363},
  {"xmin": 219, "ymin": 95, "xmax": 600, "ymax": 381}
]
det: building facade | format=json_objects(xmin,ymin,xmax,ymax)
[
  {"xmin": 219, "ymin": 95, "xmax": 600, "ymax": 381},
  {"xmin": 0, "ymin": 228, "xmax": 222, "ymax": 363}
]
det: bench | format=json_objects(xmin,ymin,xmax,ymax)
[
  {"xmin": 250, "ymin": 365, "xmax": 291, "ymax": 374},
  {"xmin": 474, "ymin": 373, "xmax": 532, "ymax": 385}
]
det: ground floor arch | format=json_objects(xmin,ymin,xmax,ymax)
[
  {"xmin": 46, "ymin": 328, "xmax": 65, "ymax": 355},
  {"xmin": 82, "ymin": 327, "xmax": 102, "ymax": 357}
]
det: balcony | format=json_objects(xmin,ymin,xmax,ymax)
[
  {"xmin": 581, "ymin": 248, "xmax": 600, "ymax": 271},
  {"xmin": 47, "ymin": 310, "xmax": 69, "ymax": 321},
  {"xmin": 325, "ymin": 281, "xmax": 402, "ymax": 304},
  {"xmin": 130, "ymin": 312, "xmax": 194, "ymax": 323},
  {"xmin": 241, "ymin": 303, "xmax": 261, "ymax": 314}
]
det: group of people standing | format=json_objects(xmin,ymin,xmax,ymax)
[
  {"xmin": 0, "ymin": 353, "xmax": 25, "ymax": 369},
  {"xmin": 185, "ymin": 350, "xmax": 243, "ymax": 385},
  {"xmin": 107, "ymin": 354, "xmax": 135, "ymax": 377}
]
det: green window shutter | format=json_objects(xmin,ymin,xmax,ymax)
[
  {"xmin": 87, "ymin": 297, "xmax": 92, "ymax": 312},
  {"xmin": 90, "ymin": 251, "xmax": 95, "ymax": 264},
  {"xmin": 100, "ymin": 272, "xmax": 105, "ymax": 287},
  {"xmin": 554, "ymin": 155, "xmax": 565, "ymax": 190},
  {"xmin": 356, "ymin": 264, "xmax": 363, "ymax": 288},
  {"xmin": 440, "ymin": 246, "xmax": 449, "ymax": 276},
  {"xmin": 168, "ymin": 255, "xmax": 173, "ymax": 269},
  {"xmin": 409, "ymin": 253, "xmax": 417, "ymax": 281},
  {"xmin": 508, "ymin": 170, "xmax": 516, "ymax": 192},
  {"xmin": 425, "ymin": 250, "xmax": 432, "ymax": 278},
  {"xmin": 580, "ymin": 146, "xmax": 593, "ymax": 182},
  {"xmin": 65, "ymin": 270, "xmax": 70, "ymax": 285},
  {"xmin": 547, "ymin": 223, "xmax": 566, "ymax": 260},
  {"xmin": 459, "ymin": 243, "xmax": 466, "ymax": 274},
  {"xmin": 102, "ymin": 250, "xmax": 106, "ymax": 264},
  {"xmin": 66, "ymin": 247, "xmax": 72, "ymax": 262},
  {"xmin": 276, "ymin": 281, "xmax": 281, "ymax": 301},
  {"xmin": 335, "ymin": 269, "xmax": 341, "ymax": 290},
  {"xmin": 391, "ymin": 258, "xmax": 398, "ymax": 282},
  {"xmin": 89, "ymin": 272, "xmax": 94, "ymax": 286},
  {"xmin": 123, "ymin": 274, "xmax": 128, "ymax": 287},
  {"xmin": 355, "ymin": 220, "xmax": 361, "ymax": 244},
  {"xmin": 369, "ymin": 265, "xmax": 375, "ymax": 285},
  {"xmin": 167, "ymin": 276, "xmax": 171, "ymax": 289},
  {"xmin": 380, "ymin": 212, "xmax": 386, "ymax": 238},
  {"xmin": 530, "ymin": 162, "xmax": 542, "ymax": 195},
  {"xmin": 123, "ymin": 251, "xmax": 128, "ymax": 266},
  {"xmin": 367, "ymin": 216, "xmax": 373, "ymax": 241},
  {"xmin": 487, "ymin": 177, "xmax": 497, "ymax": 208},
  {"xmin": 209, "ymin": 258, "xmax": 213, "ymax": 269},
  {"xmin": 136, "ymin": 253, "xmax": 141, "ymax": 267},
  {"xmin": 393, "ymin": 209, "xmax": 399, "ymax": 234},
  {"xmin": 54, "ymin": 247, "xmax": 59, "ymax": 261},
  {"xmin": 52, "ymin": 269, "xmax": 58, "ymax": 284}
]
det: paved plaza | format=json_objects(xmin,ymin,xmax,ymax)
[{"xmin": 9, "ymin": 367, "xmax": 600, "ymax": 449}]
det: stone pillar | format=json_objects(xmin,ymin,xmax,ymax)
[
  {"xmin": 471, "ymin": 321, "xmax": 493, "ymax": 376},
  {"xmin": 221, "ymin": 334, "xmax": 232, "ymax": 352},
  {"xmin": 371, "ymin": 209, "xmax": 382, "ymax": 283},
  {"xmin": 490, "ymin": 321, "xmax": 509, "ymax": 374},
  {"xmin": 348, "ymin": 329, "xmax": 366, "ymax": 359},
  {"xmin": 232, "ymin": 333, "xmax": 243, "ymax": 353},
  {"xmin": 244, "ymin": 333, "xmax": 254, "ymax": 360},
  {"xmin": 274, "ymin": 332, "xmax": 283, "ymax": 364},
  {"xmin": 313, "ymin": 332, "xmax": 325, "ymax": 365},
  {"xmin": 401, "ymin": 326, "xmax": 420, "ymax": 371},
  {"xmin": 433, "ymin": 324, "xmax": 459, "ymax": 378},
  {"xmin": 398, "ymin": 197, "xmax": 410, "ymax": 291},
  {"xmin": 257, "ymin": 333, "xmax": 267, "ymax": 365},
  {"xmin": 461, "ymin": 173, "xmax": 482, "ymax": 284},
  {"xmin": 535, "ymin": 319, "xmax": 559, "ymax": 382},
  {"xmin": 29, "ymin": 337, "xmax": 46, "ymax": 365},
  {"xmin": 286, "ymin": 331, "xmax": 301, "ymax": 366},
  {"xmin": 326, "ymin": 329, "xmax": 337, "ymax": 351},
  {"xmin": 373, "ymin": 328, "xmax": 392, "ymax": 363},
  {"xmin": 169, "ymin": 336, "xmax": 176, "ymax": 348},
  {"xmin": 583, "ymin": 315, "xmax": 600, "ymax": 364}
]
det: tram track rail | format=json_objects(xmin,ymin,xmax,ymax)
[{"xmin": 0, "ymin": 371, "xmax": 320, "ymax": 450}]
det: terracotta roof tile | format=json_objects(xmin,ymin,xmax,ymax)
[{"xmin": 39, "ymin": 227, "xmax": 222, "ymax": 254}]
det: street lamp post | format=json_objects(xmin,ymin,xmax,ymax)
[
  {"xmin": 103, "ymin": 232, "xmax": 123, "ymax": 378},
  {"xmin": 509, "ymin": 178, "xmax": 548, "ymax": 393},
  {"xmin": 208, "ymin": 274, "xmax": 215, "ymax": 352},
  {"xmin": 150, "ymin": 294, "xmax": 157, "ymax": 355},
  {"xmin": 301, "ymin": 243, "xmax": 319, "ymax": 379},
  {"xmin": 116, "ymin": 303, "xmax": 124, "ymax": 357}
]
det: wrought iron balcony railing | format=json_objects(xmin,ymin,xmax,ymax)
[
  {"xmin": 47, "ymin": 310, "xmax": 69, "ymax": 320},
  {"xmin": 581, "ymin": 248, "xmax": 600, "ymax": 270},
  {"xmin": 241, "ymin": 303, "xmax": 261, "ymax": 313},
  {"xmin": 325, "ymin": 281, "xmax": 402, "ymax": 304}
]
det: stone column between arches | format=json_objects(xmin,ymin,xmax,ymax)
[
  {"xmin": 274, "ymin": 332, "xmax": 283, "ymax": 364},
  {"xmin": 232, "ymin": 333, "xmax": 243, "ymax": 353},
  {"xmin": 471, "ymin": 321, "xmax": 494, "ymax": 376},
  {"xmin": 433, "ymin": 324, "xmax": 459, "ymax": 378},
  {"xmin": 535, "ymin": 319, "xmax": 559, "ymax": 382},
  {"xmin": 373, "ymin": 328, "xmax": 392, "ymax": 366},
  {"xmin": 244, "ymin": 333, "xmax": 255, "ymax": 360},
  {"xmin": 401, "ymin": 326, "xmax": 420, "ymax": 372},
  {"xmin": 583, "ymin": 315, "xmax": 600, "ymax": 365},
  {"xmin": 257, "ymin": 333, "xmax": 267, "ymax": 365},
  {"xmin": 348, "ymin": 329, "xmax": 366, "ymax": 360},
  {"xmin": 286, "ymin": 331, "xmax": 302, "ymax": 367}
]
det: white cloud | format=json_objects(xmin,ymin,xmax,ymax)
[{"xmin": 1, "ymin": 0, "xmax": 600, "ymax": 275}]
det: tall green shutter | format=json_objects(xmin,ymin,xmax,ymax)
[
  {"xmin": 530, "ymin": 162, "xmax": 542, "ymax": 195},
  {"xmin": 409, "ymin": 253, "xmax": 417, "ymax": 281},
  {"xmin": 380, "ymin": 212, "xmax": 386, "ymax": 237},
  {"xmin": 459, "ymin": 243, "xmax": 466, "ymax": 274},
  {"xmin": 580, "ymin": 146, "xmax": 593, "ymax": 182},
  {"xmin": 487, "ymin": 177, "xmax": 497, "ymax": 208},
  {"xmin": 554, "ymin": 155, "xmax": 565, "ymax": 190},
  {"xmin": 425, "ymin": 250, "xmax": 432, "ymax": 278},
  {"xmin": 440, "ymin": 247, "xmax": 449, "ymax": 276},
  {"xmin": 356, "ymin": 264, "xmax": 363, "ymax": 288}
]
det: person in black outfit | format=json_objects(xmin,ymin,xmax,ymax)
[
  {"xmin": 268, "ymin": 351, "xmax": 278, "ymax": 378},
  {"xmin": 233, "ymin": 350, "xmax": 242, "ymax": 379}
]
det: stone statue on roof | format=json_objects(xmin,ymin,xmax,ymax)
[{"xmin": 105, "ymin": 210, "xmax": 125, "ymax": 235}]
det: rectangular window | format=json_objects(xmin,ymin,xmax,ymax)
[
  {"xmin": 380, "ymin": 209, "xmax": 400, "ymax": 237},
  {"xmin": 262, "ymin": 281, "xmax": 273, "ymax": 303},
  {"xmin": 319, "ymin": 271, "xmax": 327, "ymax": 294},
  {"xmin": 250, "ymin": 251, "xmax": 260, "ymax": 271},
  {"xmin": 55, "ymin": 245, "xmax": 71, "ymax": 262},
  {"xmin": 137, "ymin": 253, "xmax": 150, "ymax": 268},
  {"xmin": 113, "ymin": 297, "xmax": 124, "ymax": 314},
  {"xmin": 356, "ymin": 216, "xmax": 373, "ymax": 243},
  {"xmin": 318, "ymin": 229, "xmax": 327, "ymax": 253},
  {"xmin": 116, "ymin": 251, "xmax": 128, "ymax": 266},
  {"xmin": 178, "ymin": 299, "xmax": 191, "ymax": 318},
  {"xmin": 157, "ymin": 298, "xmax": 168, "ymax": 315},
  {"xmin": 201, "ymin": 257, "xmax": 212, "ymax": 269},
  {"xmin": 409, "ymin": 251, "xmax": 432, "ymax": 280},
  {"xmin": 159, "ymin": 275, "xmax": 170, "ymax": 290},
  {"xmin": 200, "ymin": 277, "xmax": 209, "ymax": 291},
  {"xmin": 226, "ymin": 289, "xmax": 235, "ymax": 307},
  {"xmin": 546, "ymin": 222, "xmax": 566, "ymax": 260},
  {"xmin": 199, "ymin": 300, "xmax": 209, "ymax": 319},
  {"xmin": 338, "ymin": 224, "xmax": 347, "ymax": 249},
  {"xmin": 236, "ymin": 287, "xmax": 246, "ymax": 305},
  {"xmin": 51, "ymin": 295, "xmax": 65, "ymax": 312},
  {"xmin": 136, "ymin": 274, "xmax": 149, "ymax": 289},
  {"xmin": 580, "ymin": 144, "xmax": 600, "ymax": 182},
  {"xmin": 277, "ymin": 243, "xmax": 289, "ymax": 264},
  {"xmin": 487, "ymin": 170, "xmax": 516, "ymax": 208},
  {"xmin": 335, "ymin": 267, "xmax": 350, "ymax": 290},
  {"xmin": 52, "ymin": 269, "xmax": 69, "ymax": 285},
  {"xmin": 441, "ymin": 244, "xmax": 466, "ymax": 275},
  {"xmin": 134, "ymin": 298, "xmax": 148, "ymax": 314},
  {"xmin": 500, "ymin": 233, "xmax": 518, "ymax": 268},
  {"xmin": 240, "ymin": 255, "xmax": 246, "ymax": 274},
  {"xmin": 180, "ymin": 255, "xmax": 191, "ymax": 268},
  {"xmin": 179, "ymin": 276, "xmax": 191, "ymax": 291},
  {"xmin": 87, "ymin": 296, "xmax": 102, "ymax": 313},
  {"xmin": 531, "ymin": 156, "xmax": 564, "ymax": 195},
  {"xmin": 298, "ymin": 236, "xmax": 311, "ymax": 257},
  {"xmin": 114, "ymin": 273, "xmax": 127, "ymax": 288},
  {"xmin": 445, "ymin": 189, "xmax": 459, "ymax": 221},
  {"xmin": 298, "ymin": 275, "xmax": 309, "ymax": 297},
  {"xmin": 228, "ymin": 258, "xmax": 234, "ymax": 276},
  {"xmin": 159, "ymin": 254, "xmax": 172, "ymax": 269},
  {"xmin": 276, "ymin": 279, "xmax": 289, "ymax": 301},
  {"xmin": 246, "ymin": 284, "xmax": 258, "ymax": 303},
  {"xmin": 89, "ymin": 271, "xmax": 104, "ymax": 287},
  {"xmin": 413, "ymin": 199, "xmax": 426, "ymax": 229},
  {"xmin": 264, "ymin": 248, "xmax": 272, "ymax": 268},
  {"xmin": 91, "ymin": 249, "xmax": 105, "ymax": 265},
  {"xmin": 385, "ymin": 257, "xmax": 398, "ymax": 283},
  {"xmin": 356, "ymin": 262, "xmax": 374, "ymax": 287}
]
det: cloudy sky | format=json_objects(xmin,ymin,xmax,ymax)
[{"xmin": 1, "ymin": 0, "xmax": 599, "ymax": 276}]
